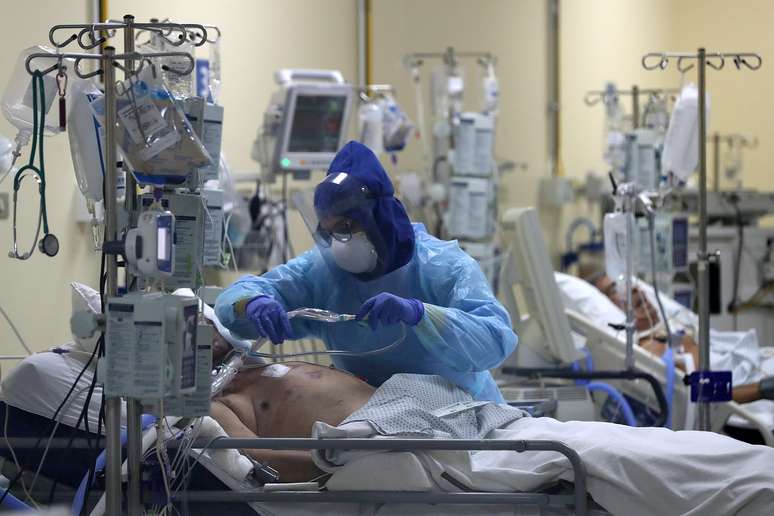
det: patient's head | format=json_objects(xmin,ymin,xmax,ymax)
[
  {"xmin": 200, "ymin": 315, "xmax": 233, "ymax": 364},
  {"xmin": 583, "ymin": 272, "xmax": 659, "ymax": 332}
]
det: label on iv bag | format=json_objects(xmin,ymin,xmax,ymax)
[
  {"xmin": 105, "ymin": 304, "xmax": 165, "ymax": 398},
  {"xmin": 198, "ymin": 105, "xmax": 224, "ymax": 183},
  {"xmin": 172, "ymin": 215, "xmax": 198, "ymax": 286},
  {"xmin": 203, "ymin": 204, "xmax": 223, "ymax": 266},
  {"xmin": 117, "ymin": 94, "xmax": 180, "ymax": 160},
  {"xmin": 145, "ymin": 324, "xmax": 212, "ymax": 417},
  {"xmin": 118, "ymin": 94, "xmax": 167, "ymax": 144}
]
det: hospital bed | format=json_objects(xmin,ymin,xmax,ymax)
[
  {"xmin": 0, "ymin": 368, "xmax": 594, "ymax": 515},
  {"xmin": 0, "ymin": 331, "xmax": 595, "ymax": 514},
  {"xmin": 566, "ymin": 308, "xmax": 774, "ymax": 446}
]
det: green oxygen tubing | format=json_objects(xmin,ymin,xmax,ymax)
[{"xmin": 9, "ymin": 70, "xmax": 59, "ymax": 259}]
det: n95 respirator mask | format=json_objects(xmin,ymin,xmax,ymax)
[{"xmin": 331, "ymin": 232, "xmax": 378, "ymax": 274}]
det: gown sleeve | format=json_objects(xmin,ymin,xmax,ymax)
[
  {"xmin": 214, "ymin": 250, "xmax": 322, "ymax": 340},
  {"xmin": 412, "ymin": 240, "xmax": 518, "ymax": 372}
]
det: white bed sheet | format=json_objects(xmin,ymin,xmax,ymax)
[{"xmin": 313, "ymin": 416, "xmax": 774, "ymax": 516}]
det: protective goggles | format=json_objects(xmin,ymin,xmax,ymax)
[{"xmin": 314, "ymin": 219, "xmax": 364, "ymax": 247}]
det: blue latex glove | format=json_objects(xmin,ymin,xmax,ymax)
[
  {"xmin": 356, "ymin": 293, "xmax": 424, "ymax": 330},
  {"xmin": 245, "ymin": 296, "xmax": 292, "ymax": 344}
]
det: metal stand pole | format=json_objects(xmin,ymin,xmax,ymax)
[
  {"xmin": 622, "ymin": 185, "xmax": 636, "ymax": 371},
  {"xmin": 547, "ymin": 0, "xmax": 560, "ymax": 176},
  {"xmin": 697, "ymin": 47, "xmax": 712, "ymax": 432},
  {"xmin": 121, "ymin": 14, "xmax": 144, "ymax": 516},
  {"xmin": 102, "ymin": 45, "xmax": 124, "ymax": 516},
  {"xmin": 712, "ymin": 132, "xmax": 720, "ymax": 192},
  {"xmin": 632, "ymin": 85, "xmax": 640, "ymax": 129}
]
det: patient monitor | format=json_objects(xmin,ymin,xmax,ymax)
[
  {"xmin": 252, "ymin": 69, "xmax": 354, "ymax": 182},
  {"xmin": 499, "ymin": 208, "xmax": 582, "ymax": 366}
]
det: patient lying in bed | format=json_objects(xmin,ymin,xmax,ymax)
[
  {"xmin": 555, "ymin": 271, "xmax": 774, "ymax": 404},
  {"xmin": 211, "ymin": 360, "xmax": 375, "ymax": 481},
  {"xmin": 209, "ymin": 342, "xmax": 774, "ymax": 516}
]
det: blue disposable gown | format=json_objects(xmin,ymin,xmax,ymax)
[{"xmin": 215, "ymin": 224, "xmax": 518, "ymax": 402}]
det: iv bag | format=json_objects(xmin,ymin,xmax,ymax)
[
  {"xmin": 358, "ymin": 102, "xmax": 384, "ymax": 155},
  {"xmin": 209, "ymin": 36, "xmax": 222, "ymax": 104},
  {"xmin": 604, "ymin": 211, "xmax": 637, "ymax": 288},
  {"xmin": 0, "ymin": 135, "xmax": 13, "ymax": 176},
  {"xmin": 602, "ymin": 83, "xmax": 627, "ymax": 169},
  {"xmin": 722, "ymin": 143, "xmax": 743, "ymax": 188},
  {"xmin": 662, "ymin": 84, "xmax": 709, "ymax": 181},
  {"xmin": 642, "ymin": 93, "xmax": 669, "ymax": 133},
  {"xmin": 1, "ymin": 45, "xmax": 74, "ymax": 136},
  {"xmin": 381, "ymin": 93, "xmax": 414, "ymax": 153},
  {"xmin": 482, "ymin": 62, "xmax": 499, "ymax": 114},
  {"xmin": 137, "ymin": 36, "xmax": 194, "ymax": 99},
  {"xmin": 68, "ymin": 77, "xmax": 105, "ymax": 203}
]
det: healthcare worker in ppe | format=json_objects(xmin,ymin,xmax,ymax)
[{"xmin": 215, "ymin": 141, "xmax": 517, "ymax": 402}]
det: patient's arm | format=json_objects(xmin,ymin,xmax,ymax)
[
  {"xmin": 638, "ymin": 335, "xmax": 764, "ymax": 404},
  {"xmin": 210, "ymin": 400, "xmax": 323, "ymax": 482}
]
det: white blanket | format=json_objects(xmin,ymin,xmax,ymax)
[{"xmin": 313, "ymin": 416, "xmax": 774, "ymax": 516}]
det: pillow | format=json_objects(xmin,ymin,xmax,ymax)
[
  {"xmin": 70, "ymin": 282, "xmax": 101, "ymax": 354},
  {"xmin": 554, "ymin": 272, "xmax": 625, "ymax": 335}
]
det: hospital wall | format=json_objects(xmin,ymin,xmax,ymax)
[
  {"xmin": 560, "ymin": 0, "xmax": 677, "ymax": 182},
  {"xmin": 2, "ymin": 0, "xmax": 774, "ymax": 360},
  {"xmin": 371, "ymin": 0, "xmax": 549, "ymax": 217},
  {"xmin": 0, "ymin": 1, "xmax": 358, "ymax": 358},
  {"xmin": 369, "ymin": 0, "xmax": 678, "ymax": 257},
  {"xmin": 671, "ymin": 0, "xmax": 773, "ymax": 194},
  {"xmin": 0, "ymin": 1, "xmax": 99, "ymax": 365}
]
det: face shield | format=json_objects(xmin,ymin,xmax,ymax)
[{"xmin": 293, "ymin": 172, "xmax": 391, "ymax": 280}]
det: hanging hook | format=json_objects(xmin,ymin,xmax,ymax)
[
  {"xmin": 178, "ymin": 24, "xmax": 214, "ymax": 45},
  {"xmin": 153, "ymin": 52, "xmax": 196, "ymax": 76},
  {"xmin": 24, "ymin": 54, "xmax": 60, "ymax": 76},
  {"xmin": 48, "ymin": 26, "xmax": 78, "ymax": 48},
  {"xmin": 133, "ymin": 22, "xmax": 190, "ymax": 47},
  {"xmin": 676, "ymin": 56, "xmax": 694, "ymax": 73},
  {"xmin": 642, "ymin": 53, "xmax": 668, "ymax": 70},
  {"xmin": 77, "ymin": 26, "xmax": 107, "ymax": 50},
  {"xmin": 73, "ymin": 56, "xmax": 104, "ymax": 79},
  {"xmin": 706, "ymin": 54, "xmax": 725, "ymax": 70},
  {"xmin": 55, "ymin": 55, "xmax": 68, "ymax": 92},
  {"xmin": 733, "ymin": 53, "xmax": 763, "ymax": 70},
  {"xmin": 583, "ymin": 92, "xmax": 602, "ymax": 106},
  {"xmin": 203, "ymin": 25, "xmax": 222, "ymax": 43},
  {"xmin": 180, "ymin": 24, "xmax": 210, "ymax": 46}
]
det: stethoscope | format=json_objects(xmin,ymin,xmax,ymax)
[{"xmin": 8, "ymin": 69, "xmax": 61, "ymax": 260}]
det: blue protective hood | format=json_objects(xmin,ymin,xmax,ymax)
[{"xmin": 314, "ymin": 141, "xmax": 415, "ymax": 280}]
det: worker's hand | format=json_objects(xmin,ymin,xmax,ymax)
[
  {"xmin": 356, "ymin": 293, "xmax": 424, "ymax": 330},
  {"xmin": 245, "ymin": 296, "xmax": 292, "ymax": 344}
]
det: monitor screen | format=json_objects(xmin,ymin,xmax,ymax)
[
  {"xmin": 287, "ymin": 94, "xmax": 347, "ymax": 153},
  {"xmin": 157, "ymin": 227, "xmax": 170, "ymax": 261}
]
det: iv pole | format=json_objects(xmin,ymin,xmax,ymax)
[
  {"xmin": 641, "ymin": 49, "xmax": 762, "ymax": 431},
  {"xmin": 44, "ymin": 19, "xmax": 207, "ymax": 514}
]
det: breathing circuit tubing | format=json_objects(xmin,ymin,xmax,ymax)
[
  {"xmin": 242, "ymin": 308, "xmax": 407, "ymax": 361},
  {"xmin": 210, "ymin": 308, "xmax": 406, "ymax": 397}
]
